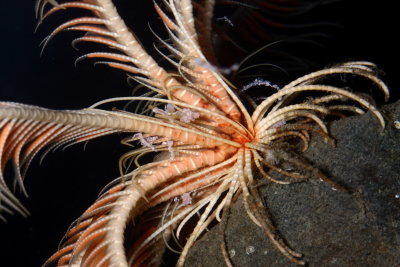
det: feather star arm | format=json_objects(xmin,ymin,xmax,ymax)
[
  {"xmin": 35, "ymin": 0, "xmax": 248, "ymax": 126},
  {"xmin": 0, "ymin": 100, "xmax": 239, "ymax": 218}
]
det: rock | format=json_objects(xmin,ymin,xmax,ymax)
[{"xmin": 185, "ymin": 100, "xmax": 400, "ymax": 267}]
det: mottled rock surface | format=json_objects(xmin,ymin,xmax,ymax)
[{"xmin": 185, "ymin": 100, "xmax": 400, "ymax": 267}]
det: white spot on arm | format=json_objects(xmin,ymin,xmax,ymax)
[
  {"xmin": 133, "ymin": 133, "xmax": 157, "ymax": 150},
  {"xmin": 241, "ymin": 78, "xmax": 280, "ymax": 93},
  {"xmin": 180, "ymin": 192, "xmax": 192, "ymax": 205},
  {"xmin": 162, "ymin": 140, "xmax": 175, "ymax": 160},
  {"xmin": 176, "ymin": 108, "xmax": 200, "ymax": 123}
]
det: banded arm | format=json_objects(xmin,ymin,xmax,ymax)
[
  {"xmin": 0, "ymin": 101, "xmax": 232, "ymax": 218},
  {"xmin": 0, "ymin": 102, "xmax": 130, "ymax": 218},
  {"xmin": 35, "ymin": 0, "xmax": 242, "ymax": 122},
  {"xmin": 35, "ymin": 0, "xmax": 248, "ymax": 126}
]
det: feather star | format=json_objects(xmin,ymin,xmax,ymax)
[{"xmin": 0, "ymin": 0, "xmax": 391, "ymax": 266}]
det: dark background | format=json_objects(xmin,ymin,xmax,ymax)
[{"xmin": 0, "ymin": 1, "xmax": 398, "ymax": 266}]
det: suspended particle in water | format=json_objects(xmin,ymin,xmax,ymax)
[{"xmin": 245, "ymin": 246, "xmax": 255, "ymax": 255}]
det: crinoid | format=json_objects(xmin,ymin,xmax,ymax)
[{"xmin": 0, "ymin": 0, "xmax": 392, "ymax": 266}]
